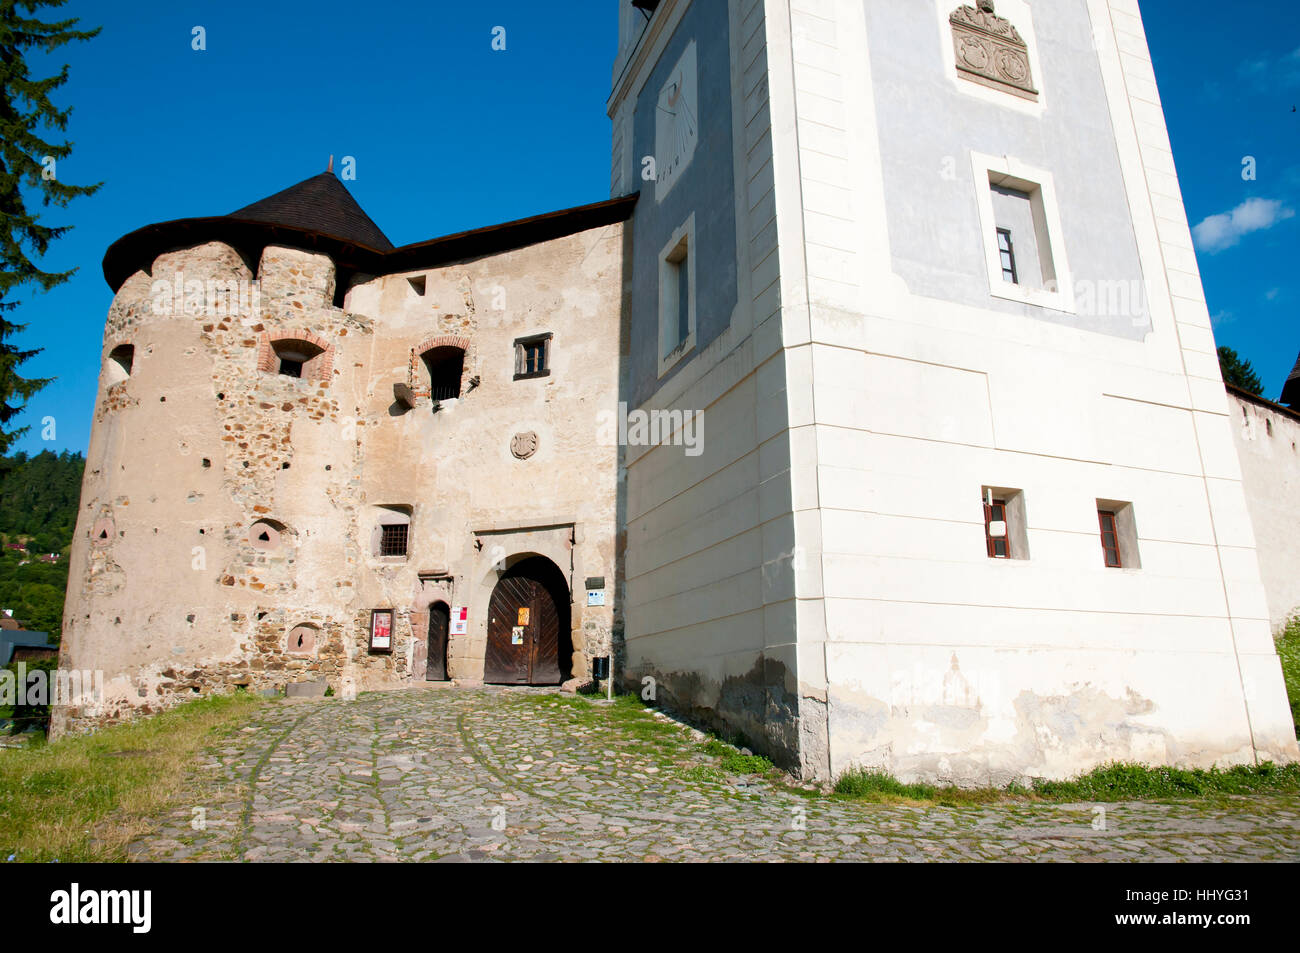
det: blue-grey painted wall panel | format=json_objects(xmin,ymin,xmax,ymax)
[
  {"xmin": 865, "ymin": 0, "xmax": 1150, "ymax": 338},
  {"xmin": 629, "ymin": 0, "xmax": 739, "ymax": 407}
]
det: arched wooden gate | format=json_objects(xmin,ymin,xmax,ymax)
[{"xmin": 484, "ymin": 556, "xmax": 570, "ymax": 685}]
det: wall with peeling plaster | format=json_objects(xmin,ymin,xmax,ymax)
[
  {"xmin": 55, "ymin": 220, "xmax": 626, "ymax": 735},
  {"xmin": 1229, "ymin": 392, "xmax": 1300, "ymax": 634}
]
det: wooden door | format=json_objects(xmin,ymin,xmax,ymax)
[
  {"xmin": 484, "ymin": 563, "xmax": 563, "ymax": 685},
  {"xmin": 426, "ymin": 602, "xmax": 449, "ymax": 681}
]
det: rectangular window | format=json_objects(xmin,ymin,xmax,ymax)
[
  {"xmin": 379, "ymin": 523, "xmax": 409, "ymax": 558},
  {"xmin": 996, "ymin": 228, "xmax": 1018, "ymax": 284},
  {"xmin": 514, "ymin": 333, "xmax": 552, "ymax": 380},
  {"xmin": 981, "ymin": 487, "xmax": 1028, "ymax": 560},
  {"xmin": 658, "ymin": 214, "xmax": 696, "ymax": 376},
  {"xmin": 984, "ymin": 498, "xmax": 1010, "ymax": 558},
  {"xmin": 971, "ymin": 153, "xmax": 1074, "ymax": 312},
  {"xmin": 664, "ymin": 242, "xmax": 690, "ymax": 354},
  {"xmin": 1096, "ymin": 501, "xmax": 1140, "ymax": 569},
  {"xmin": 1098, "ymin": 510, "xmax": 1121, "ymax": 567}
]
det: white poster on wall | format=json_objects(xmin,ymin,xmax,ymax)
[{"xmin": 450, "ymin": 606, "xmax": 468, "ymax": 636}]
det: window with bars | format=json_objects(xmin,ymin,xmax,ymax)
[
  {"xmin": 1098, "ymin": 509, "xmax": 1122, "ymax": 568},
  {"xmin": 379, "ymin": 523, "xmax": 409, "ymax": 558},
  {"xmin": 422, "ymin": 346, "xmax": 464, "ymax": 400},
  {"xmin": 514, "ymin": 333, "xmax": 552, "ymax": 380},
  {"xmin": 996, "ymin": 227, "xmax": 1018, "ymax": 284}
]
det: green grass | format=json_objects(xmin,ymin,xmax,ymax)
[
  {"xmin": 1030, "ymin": 760, "xmax": 1300, "ymax": 800},
  {"xmin": 545, "ymin": 691, "xmax": 1300, "ymax": 806},
  {"xmin": 1278, "ymin": 615, "xmax": 1300, "ymax": 739},
  {"xmin": 0, "ymin": 692, "xmax": 262, "ymax": 862},
  {"xmin": 831, "ymin": 760, "xmax": 1300, "ymax": 806}
]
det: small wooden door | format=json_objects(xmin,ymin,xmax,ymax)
[
  {"xmin": 426, "ymin": 602, "xmax": 449, "ymax": 681},
  {"xmin": 484, "ymin": 562, "xmax": 563, "ymax": 685}
]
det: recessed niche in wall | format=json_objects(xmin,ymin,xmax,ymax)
[
  {"xmin": 286, "ymin": 624, "xmax": 318, "ymax": 655},
  {"xmin": 249, "ymin": 519, "xmax": 288, "ymax": 551},
  {"xmin": 105, "ymin": 344, "xmax": 134, "ymax": 384},
  {"xmin": 91, "ymin": 516, "xmax": 115, "ymax": 547}
]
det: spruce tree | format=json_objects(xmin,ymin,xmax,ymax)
[
  {"xmin": 0, "ymin": 0, "xmax": 101, "ymax": 457},
  {"xmin": 1217, "ymin": 346, "xmax": 1264, "ymax": 397}
]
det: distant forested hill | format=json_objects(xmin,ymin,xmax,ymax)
[{"xmin": 0, "ymin": 451, "xmax": 86, "ymax": 639}]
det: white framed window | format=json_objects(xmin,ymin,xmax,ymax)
[
  {"xmin": 657, "ymin": 213, "xmax": 696, "ymax": 377},
  {"xmin": 970, "ymin": 152, "xmax": 1073, "ymax": 313}
]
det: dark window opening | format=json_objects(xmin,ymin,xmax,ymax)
[
  {"xmin": 422, "ymin": 346, "xmax": 464, "ymax": 400},
  {"xmin": 272, "ymin": 339, "xmax": 325, "ymax": 379},
  {"xmin": 514, "ymin": 333, "xmax": 552, "ymax": 380},
  {"xmin": 380, "ymin": 523, "xmax": 409, "ymax": 557},
  {"xmin": 1098, "ymin": 510, "xmax": 1122, "ymax": 568},
  {"xmin": 997, "ymin": 227, "xmax": 1018, "ymax": 284},
  {"xmin": 107, "ymin": 344, "xmax": 134, "ymax": 383}
]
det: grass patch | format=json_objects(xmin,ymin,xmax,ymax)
[
  {"xmin": 833, "ymin": 760, "xmax": 1300, "ymax": 806},
  {"xmin": 1277, "ymin": 615, "xmax": 1300, "ymax": 739},
  {"xmin": 1031, "ymin": 760, "xmax": 1300, "ymax": 801},
  {"xmin": 0, "ymin": 692, "xmax": 262, "ymax": 862},
  {"xmin": 527, "ymin": 691, "xmax": 781, "ymax": 780}
]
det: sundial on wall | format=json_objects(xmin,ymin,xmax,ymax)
[{"xmin": 655, "ymin": 40, "xmax": 698, "ymax": 202}]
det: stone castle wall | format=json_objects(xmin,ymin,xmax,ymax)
[{"xmin": 54, "ymin": 219, "xmax": 627, "ymax": 735}]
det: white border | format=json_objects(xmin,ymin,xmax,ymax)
[
  {"xmin": 657, "ymin": 212, "xmax": 697, "ymax": 378},
  {"xmin": 970, "ymin": 151, "xmax": 1075, "ymax": 313}
]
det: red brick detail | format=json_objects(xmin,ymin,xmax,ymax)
[
  {"xmin": 256, "ymin": 336, "xmax": 276, "ymax": 373},
  {"xmin": 260, "ymin": 329, "xmax": 335, "ymax": 382},
  {"xmin": 414, "ymin": 334, "xmax": 470, "ymax": 357}
]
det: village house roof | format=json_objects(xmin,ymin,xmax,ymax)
[
  {"xmin": 101, "ymin": 171, "xmax": 637, "ymax": 293},
  {"xmin": 0, "ymin": 630, "xmax": 51, "ymax": 666}
]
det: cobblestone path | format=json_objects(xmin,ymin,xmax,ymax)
[{"xmin": 130, "ymin": 686, "xmax": 1300, "ymax": 862}]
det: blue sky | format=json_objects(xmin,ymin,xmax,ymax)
[{"xmin": 7, "ymin": 0, "xmax": 1298, "ymax": 457}]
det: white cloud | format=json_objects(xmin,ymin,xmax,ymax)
[{"xmin": 1192, "ymin": 198, "xmax": 1295, "ymax": 253}]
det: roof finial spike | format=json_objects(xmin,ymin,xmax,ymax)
[{"xmin": 327, "ymin": 154, "xmax": 334, "ymax": 174}]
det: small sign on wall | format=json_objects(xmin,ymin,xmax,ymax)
[
  {"xmin": 369, "ymin": 609, "xmax": 394, "ymax": 653},
  {"xmin": 511, "ymin": 626, "xmax": 525, "ymax": 646},
  {"xmin": 587, "ymin": 590, "xmax": 606, "ymax": 607},
  {"xmin": 450, "ymin": 606, "xmax": 468, "ymax": 636}
]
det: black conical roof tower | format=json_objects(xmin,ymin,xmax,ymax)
[
  {"xmin": 1281, "ymin": 351, "xmax": 1300, "ymax": 410},
  {"xmin": 229, "ymin": 171, "xmax": 394, "ymax": 251}
]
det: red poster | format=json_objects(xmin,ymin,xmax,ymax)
[{"xmin": 369, "ymin": 609, "xmax": 393, "ymax": 653}]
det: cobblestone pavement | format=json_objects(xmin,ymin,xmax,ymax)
[{"xmin": 129, "ymin": 686, "xmax": 1300, "ymax": 862}]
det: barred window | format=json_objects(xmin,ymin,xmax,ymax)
[{"xmin": 380, "ymin": 523, "xmax": 409, "ymax": 557}]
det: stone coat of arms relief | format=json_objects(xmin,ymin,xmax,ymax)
[{"xmin": 950, "ymin": 1, "xmax": 1038, "ymax": 100}]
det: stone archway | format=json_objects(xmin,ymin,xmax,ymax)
[{"xmin": 483, "ymin": 556, "xmax": 572, "ymax": 685}]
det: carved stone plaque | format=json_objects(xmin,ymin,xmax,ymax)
[
  {"xmin": 950, "ymin": 3, "xmax": 1038, "ymax": 101},
  {"xmin": 510, "ymin": 431, "xmax": 539, "ymax": 459}
]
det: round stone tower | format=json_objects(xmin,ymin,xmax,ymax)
[{"xmin": 53, "ymin": 171, "xmax": 397, "ymax": 733}]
